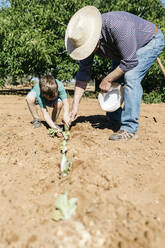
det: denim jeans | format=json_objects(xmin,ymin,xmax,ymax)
[{"xmin": 107, "ymin": 29, "xmax": 164, "ymax": 133}]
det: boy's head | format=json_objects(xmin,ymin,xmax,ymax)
[{"xmin": 40, "ymin": 75, "xmax": 58, "ymax": 100}]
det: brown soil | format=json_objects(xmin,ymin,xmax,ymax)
[{"xmin": 0, "ymin": 95, "xmax": 165, "ymax": 248}]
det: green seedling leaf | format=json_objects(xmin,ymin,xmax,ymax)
[
  {"xmin": 61, "ymin": 159, "xmax": 73, "ymax": 177},
  {"xmin": 60, "ymin": 153, "xmax": 67, "ymax": 172},
  {"xmin": 47, "ymin": 128, "xmax": 58, "ymax": 137},
  {"xmin": 52, "ymin": 209, "xmax": 63, "ymax": 221},
  {"xmin": 62, "ymin": 130, "xmax": 70, "ymax": 140},
  {"xmin": 52, "ymin": 192, "xmax": 77, "ymax": 221},
  {"xmin": 60, "ymin": 153, "xmax": 73, "ymax": 177},
  {"xmin": 60, "ymin": 140, "xmax": 67, "ymax": 153}
]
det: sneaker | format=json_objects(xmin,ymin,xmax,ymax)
[
  {"xmin": 109, "ymin": 130, "xmax": 138, "ymax": 141},
  {"xmin": 31, "ymin": 118, "xmax": 41, "ymax": 128}
]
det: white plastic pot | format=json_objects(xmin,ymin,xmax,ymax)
[{"xmin": 98, "ymin": 84, "xmax": 124, "ymax": 112}]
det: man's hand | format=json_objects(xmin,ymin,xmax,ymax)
[
  {"xmin": 69, "ymin": 81, "xmax": 87, "ymax": 125},
  {"xmin": 63, "ymin": 113, "xmax": 70, "ymax": 128},
  {"xmin": 100, "ymin": 67, "xmax": 125, "ymax": 92},
  {"xmin": 99, "ymin": 76, "xmax": 112, "ymax": 92},
  {"xmin": 69, "ymin": 103, "xmax": 79, "ymax": 125},
  {"xmin": 69, "ymin": 107, "xmax": 78, "ymax": 123}
]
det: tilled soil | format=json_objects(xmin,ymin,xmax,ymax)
[{"xmin": 0, "ymin": 95, "xmax": 165, "ymax": 248}]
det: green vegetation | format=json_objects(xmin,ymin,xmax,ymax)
[
  {"xmin": 52, "ymin": 192, "xmax": 78, "ymax": 221},
  {"xmin": 60, "ymin": 125, "xmax": 73, "ymax": 177},
  {"xmin": 0, "ymin": 0, "xmax": 165, "ymax": 103},
  {"xmin": 48, "ymin": 124, "xmax": 73, "ymax": 177}
]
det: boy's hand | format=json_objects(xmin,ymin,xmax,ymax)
[
  {"xmin": 53, "ymin": 123, "xmax": 63, "ymax": 137},
  {"xmin": 56, "ymin": 131, "xmax": 63, "ymax": 138}
]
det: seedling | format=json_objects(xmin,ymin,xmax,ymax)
[
  {"xmin": 60, "ymin": 154, "xmax": 73, "ymax": 177},
  {"xmin": 47, "ymin": 128, "xmax": 59, "ymax": 137},
  {"xmin": 48, "ymin": 123, "xmax": 73, "ymax": 177},
  {"xmin": 52, "ymin": 192, "xmax": 77, "ymax": 221},
  {"xmin": 60, "ymin": 124, "xmax": 73, "ymax": 177}
]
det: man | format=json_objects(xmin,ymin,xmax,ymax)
[{"xmin": 65, "ymin": 6, "xmax": 164, "ymax": 141}]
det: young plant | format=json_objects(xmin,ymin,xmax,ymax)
[
  {"xmin": 60, "ymin": 124, "xmax": 73, "ymax": 177},
  {"xmin": 47, "ymin": 128, "xmax": 59, "ymax": 137},
  {"xmin": 48, "ymin": 123, "xmax": 73, "ymax": 177},
  {"xmin": 52, "ymin": 192, "xmax": 78, "ymax": 221}
]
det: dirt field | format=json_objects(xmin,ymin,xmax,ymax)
[{"xmin": 0, "ymin": 94, "xmax": 165, "ymax": 248}]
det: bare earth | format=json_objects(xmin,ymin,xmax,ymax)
[{"xmin": 0, "ymin": 95, "xmax": 165, "ymax": 248}]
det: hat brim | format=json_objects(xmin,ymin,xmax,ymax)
[
  {"xmin": 98, "ymin": 87, "xmax": 124, "ymax": 112},
  {"xmin": 65, "ymin": 6, "xmax": 102, "ymax": 60}
]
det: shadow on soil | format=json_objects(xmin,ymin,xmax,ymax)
[{"xmin": 71, "ymin": 115, "xmax": 120, "ymax": 132}]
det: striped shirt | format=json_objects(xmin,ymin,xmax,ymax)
[{"xmin": 76, "ymin": 11, "xmax": 156, "ymax": 81}]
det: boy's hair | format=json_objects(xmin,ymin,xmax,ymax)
[{"xmin": 40, "ymin": 75, "xmax": 58, "ymax": 98}]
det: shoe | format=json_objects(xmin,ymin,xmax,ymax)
[
  {"xmin": 31, "ymin": 118, "xmax": 41, "ymax": 128},
  {"xmin": 109, "ymin": 130, "xmax": 138, "ymax": 141}
]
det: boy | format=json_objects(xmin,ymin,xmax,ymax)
[{"xmin": 26, "ymin": 75, "xmax": 70, "ymax": 136}]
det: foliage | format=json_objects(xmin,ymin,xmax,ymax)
[
  {"xmin": 60, "ymin": 124, "xmax": 73, "ymax": 177},
  {"xmin": 48, "ymin": 124, "xmax": 73, "ymax": 177},
  {"xmin": 0, "ymin": 0, "xmax": 164, "ymax": 103},
  {"xmin": 143, "ymin": 88, "xmax": 165, "ymax": 104},
  {"xmin": 52, "ymin": 192, "xmax": 77, "ymax": 221}
]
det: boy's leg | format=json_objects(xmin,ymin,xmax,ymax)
[
  {"xmin": 26, "ymin": 91, "xmax": 41, "ymax": 128},
  {"xmin": 52, "ymin": 99, "xmax": 63, "ymax": 122}
]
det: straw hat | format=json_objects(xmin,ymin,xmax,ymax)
[
  {"xmin": 65, "ymin": 6, "xmax": 102, "ymax": 60},
  {"xmin": 98, "ymin": 84, "xmax": 124, "ymax": 112}
]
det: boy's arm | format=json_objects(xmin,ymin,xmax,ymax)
[{"xmin": 41, "ymin": 107, "xmax": 62, "ymax": 131}]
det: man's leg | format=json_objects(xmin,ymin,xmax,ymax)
[
  {"xmin": 106, "ymin": 60, "xmax": 125, "ymax": 131},
  {"xmin": 110, "ymin": 29, "xmax": 164, "ymax": 140}
]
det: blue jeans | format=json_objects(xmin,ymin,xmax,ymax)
[{"xmin": 107, "ymin": 29, "xmax": 164, "ymax": 133}]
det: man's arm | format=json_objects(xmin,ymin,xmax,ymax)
[
  {"xmin": 62, "ymin": 98, "xmax": 70, "ymax": 127},
  {"xmin": 70, "ymin": 54, "xmax": 94, "ymax": 122},
  {"xmin": 99, "ymin": 66, "xmax": 124, "ymax": 92},
  {"xmin": 70, "ymin": 81, "xmax": 88, "ymax": 122}
]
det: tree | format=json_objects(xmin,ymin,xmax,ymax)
[{"xmin": 0, "ymin": 0, "xmax": 164, "ymax": 102}]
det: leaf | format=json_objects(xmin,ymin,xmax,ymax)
[
  {"xmin": 52, "ymin": 192, "xmax": 78, "ymax": 221},
  {"xmin": 60, "ymin": 153, "xmax": 73, "ymax": 177},
  {"xmin": 60, "ymin": 153, "xmax": 67, "ymax": 172},
  {"xmin": 60, "ymin": 140, "xmax": 67, "ymax": 153},
  {"xmin": 62, "ymin": 130, "xmax": 70, "ymax": 140},
  {"xmin": 47, "ymin": 128, "xmax": 58, "ymax": 137},
  {"xmin": 61, "ymin": 159, "xmax": 73, "ymax": 177},
  {"xmin": 52, "ymin": 209, "xmax": 63, "ymax": 221}
]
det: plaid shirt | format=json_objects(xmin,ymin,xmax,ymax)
[{"xmin": 76, "ymin": 11, "xmax": 156, "ymax": 81}]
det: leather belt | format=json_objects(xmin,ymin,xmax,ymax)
[{"xmin": 154, "ymin": 25, "xmax": 158, "ymax": 35}]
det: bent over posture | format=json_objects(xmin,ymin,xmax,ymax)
[
  {"xmin": 26, "ymin": 75, "xmax": 70, "ymax": 136},
  {"xmin": 65, "ymin": 6, "xmax": 164, "ymax": 141}
]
